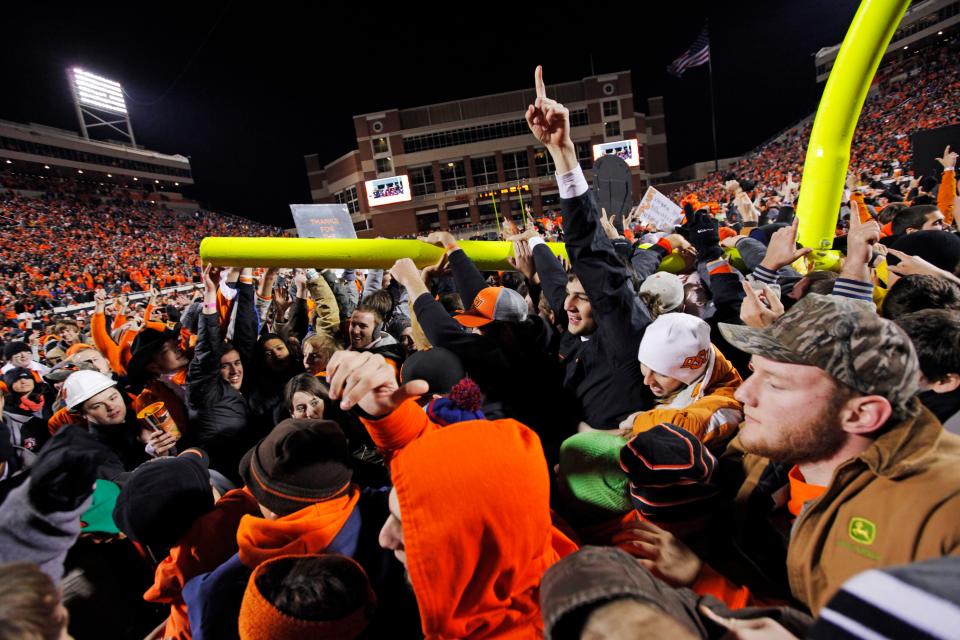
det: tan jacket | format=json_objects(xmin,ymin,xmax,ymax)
[
  {"xmin": 733, "ymin": 401, "xmax": 960, "ymax": 613},
  {"xmin": 306, "ymin": 273, "xmax": 340, "ymax": 339}
]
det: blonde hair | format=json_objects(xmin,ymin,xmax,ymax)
[
  {"xmin": 0, "ymin": 563, "xmax": 65, "ymax": 640},
  {"xmin": 639, "ymin": 292, "xmax": 669, "ymax": 319}
]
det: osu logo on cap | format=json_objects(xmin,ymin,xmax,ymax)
[
  {"xmin": 680, "ymin": 349, "xmax": 708, "ymax": 370},
  {"xmin": 471, "ymin": 293, "xmax": 485, "ymax": 311}
]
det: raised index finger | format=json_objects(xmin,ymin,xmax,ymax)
[{"xmin": 535, "ymin": 65, "xmax": 546, "ymax": 99}]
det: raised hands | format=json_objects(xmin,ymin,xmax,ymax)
[
  {"xmin": 327, "ymin": 351, "xmax": 429, "ymax": 416},
  {"xmin": 292, "ymin": 269, "xmax": 308, "ymax": 299},
  {"xmin": 93, "ymin": 288, "xmax": 107, "ymax": 312},
  {"xmin": 841, "ymin": 201, "xmax": 881, "ymax": 282},
  {"xmin": 886, "ymin": 247, "xmax": 960, "ymax": 286},
  {"xmin": 420, "ymin": 252, "xmax": 451, "ymax": 285},
  {"xmin": 599, "ymin": 208, "xmax": 623, "ymax": 241},
  {"xmin": 734, "ymin": 191, "xmax": 759, "ymax": 224},
  {"xmin": 508, "ymin": 238, "xmax": 538, "ymax": 281},
  {"xmin": 759, "ymin": 218, "xmax": 812, "ymax": 271},
  {"xmin": 389, "ymin": 257, "xmax": 423, "ymax": 291},
  {"xmin": 420, "ymin": 231, "xmax": 459, "ymax": 251},
  {"xmin": 506, "ymin": 224, "xmax": 541, "ymax": 242},
  {"xmin": 740, "ymin": 281, "xmax": 785, "ymax": 328},
  {"xmin": 936, "ymin": 145, "xmax": 957, "ymax": 171},
  {"xmin": 201, "ymin": 263, "xmax": 219, "ymax": 310},
  {"xmin": 525, "ymin": 66, "xmax": 577, "ymax": 174}
]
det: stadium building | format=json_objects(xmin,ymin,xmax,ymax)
[
  {"xmin": 0, "ymin": 119, "xmax": 195, "ymax": 209},
  {"xmin": 304, "ymin": 71, "xmax": 669, "ymax": 237}
]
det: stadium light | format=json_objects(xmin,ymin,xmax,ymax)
[
  {"xmin": 77, "ymin": 169, "xmax": 83, "ymax": 174},
  {"xmin": 107, "ymin": 173, "xmax": 112, "ymax": 177},
  {"xmin": 70, "ymin": 68, "xmax": 127, "ymax": 115},
  {"xmin": 4, "ymin": 160, "xmax": 11, "ymax": 164},
  {"xmin": 44, "ymin": 165, "xmax": 50, "ymax": 169},
  {"xmin": 67, "ymin": 67, "xmax": 136, "ymax": 144}
]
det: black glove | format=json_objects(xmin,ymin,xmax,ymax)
[
  {"xmin": 687, "ymin": 211, "xmax": 723, "ymax": 262},
  {"xmin": 28, "ymin": 424, "xmax": 112, "ymax": 514}
]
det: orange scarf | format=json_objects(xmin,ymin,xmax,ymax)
[{"xmin": 236, "ymin": 485, "xmax": 360, "ymax": 569}]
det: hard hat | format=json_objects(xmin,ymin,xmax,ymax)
[{"xmin": 63, "ymin": 370, "xmax": 117, "ymax": 410}]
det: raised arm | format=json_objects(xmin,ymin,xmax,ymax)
[
  {"xmin": 326, "ymin": 351, "xmax": 430, "ymax": 458},
  {"xmin": 188, "ymin": 265, "xmax": 226, "ymax": 405},
  {"xmin": 422, "ymin": 231, "xmax": 488, "ymax": 306},
  {"xmin": 306, "ymin": 267, "xmax": 341, "ymax": 339},
  {"xmin": 232, "ymin": 268, "xmax": 258, "ymax": 363}
]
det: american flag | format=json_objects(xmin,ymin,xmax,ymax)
[{"xmin": 667, "ymin": 27, "xmax": 711, "ymax": 77}]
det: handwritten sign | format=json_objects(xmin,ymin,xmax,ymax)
[
  {"xmin": 289, "ymin": 204, "xmax": 357, "ymax": 239},
  {"xmin": 635, "ymin": 187, "xmax": 683, "ymax": 231}
]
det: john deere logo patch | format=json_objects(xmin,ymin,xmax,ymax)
[{"xmin": 848, "ymin": 517, "xmax": 876, "ymax": 545}]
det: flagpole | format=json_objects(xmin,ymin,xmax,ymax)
[{"xmin": 706, "ymin": 22, "xmax": 720, "ymax": 172}]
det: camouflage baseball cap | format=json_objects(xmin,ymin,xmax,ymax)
[{"xmin": 719, "ymin": 294, "xmax": 920, "ymax": 417}]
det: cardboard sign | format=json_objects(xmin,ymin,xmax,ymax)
[
  {"xmin": 289, "ymin": 204, "xmax": 357, "ymax": 239},
  {"xmin": 636, "ymin": 187, "xmax": 683, "ymax": 231}
]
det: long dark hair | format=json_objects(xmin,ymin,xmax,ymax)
[{"xmin": 283, "ymin": 373, "xmax": 330, "ymax": 415}]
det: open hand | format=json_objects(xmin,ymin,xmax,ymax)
[
  {"xmin": 612, "ymin": 519, "xmax": 703, "ymax": 587},
  {"xmin": 327, "ymin": 351, "xmax": 429, "ymax": 416},
  {"xmin": 508, "ymin": 239, "xmax": 537, "ymax": 281}
]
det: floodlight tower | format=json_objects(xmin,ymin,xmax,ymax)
[{"xmin": 67, "ymin": 68, "xmax": 136, "ymax": 145}]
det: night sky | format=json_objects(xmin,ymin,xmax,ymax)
[{"xmin": 1, "ymin": 1, "xmax": 860, "ymax": 227}]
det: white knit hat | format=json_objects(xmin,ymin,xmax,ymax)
[
  {"xmin": 637, "ymin": 313, "xmax": 712, "ymax": 385},
  {"xmin": 639, "ymin": 272, "xmax": 685, "ymax": 313}
]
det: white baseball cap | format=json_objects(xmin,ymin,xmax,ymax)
[{"xmin": 639, "ymin": 272, "xmax": 685, "ymax": 313}]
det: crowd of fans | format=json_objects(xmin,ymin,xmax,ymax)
[
  {"xmin": 0, "ymin": 177, "xmax": 279, "ymax": 313},
  {"xmin": 666, "ymin": 36, "xmax": 960, "ymax": 215},
  {"xmin": 0, "ymin": 45, "xmax": 959, "ymax": 640}
]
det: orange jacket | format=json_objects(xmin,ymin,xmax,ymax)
[
  {"xmin": 362, "ymin": 400, "xmax": 577, "ymax": 639},
  {"xmin": 939, "ymin": 168, "xmax": 956, "ymax": 226},
  {"xmin": 144, "ymin": 489, "xmax": 260, "ymax": 640}
]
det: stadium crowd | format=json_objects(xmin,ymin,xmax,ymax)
[
  {"xmin": 0, "ymin": 46, "xmax": 959, "ymax": 640},
  {"xmin": 666, "ymin": 36, "xmax": 960, "ymax": 217}
]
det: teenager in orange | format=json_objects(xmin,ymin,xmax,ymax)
[{"xmin": 327, "ymin": 350, "xmax": 577, "ymax": 639}]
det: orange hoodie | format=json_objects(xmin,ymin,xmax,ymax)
[
  {"xmin": 362, "ymin": 400, "xmax": 577, "ymax": 639},
  {"xmin": 235, "ymin": 485, "xmax": 361, "ymax": 569},
  {"xmin": 144, "ymin": 489, "xmax": 260, "ymax": 640}
]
